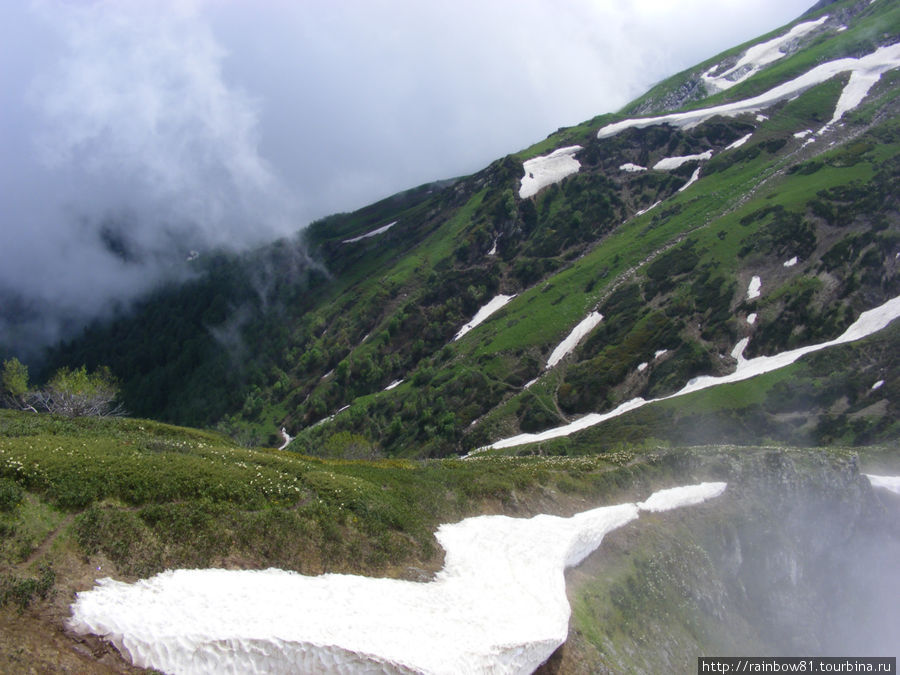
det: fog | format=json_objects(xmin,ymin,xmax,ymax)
[{"xmin": 0, "ymin": 0, "xmax": 813, "ymax": 356}]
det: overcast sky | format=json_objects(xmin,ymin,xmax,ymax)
[{"xmin": 0, "ymin": 0, "xmax": 814, "ymax": 355}]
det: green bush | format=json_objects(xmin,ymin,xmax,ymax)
[
  {"xmin": 0, "ymin": 477, "xmax": 23, "ymax": 512},
  {"xmin": 0, "ymin": 565, "xmax": 55, "ymax": 611}
]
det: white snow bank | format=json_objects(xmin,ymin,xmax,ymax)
[
  {"xmin": 747, "ymin": 275, "xmax": 762, "ymax": 300},
  {"xmin": 871, "ymin": 379, "xmax": 884, "ymax": 390},
  {"xmin": 637, "ymin": 362, "xmax": 648, "ymax": 372},
  {"xmin": 384, "ymin": 379, "xmax": 403, "ymax": 391},
  {"xmin": 824, "ymin": 67, "xmax": 882, "ymax": 131},
  {"xmin": 747, "ymin": 312, "xmax": 758, "ymax": 325},
  {"xmin": 489, "ymin": 295, "xmax": 900, "ymax": 449},
  {"xmin": 636, "ymin": 200, "xmax": 661, "ymax": 217},
  {"xmin": 793, "ymin": 129, "xmax": 813, "ymax": 139},
  {"xmin": 726, "ymin": 133, "xmax": 753, "ymax": 150},
  {"xmin": 342, "ymin": 221, "xmax": 397, "ymax": 244},
  {"xmin": 678, "ymin": 166, "xmax": 702, "ymax": 192},
  {"xmin": 597, "ymin": 44, "xmax": 900, "ymax": 140},
  {"xmin": 865, "ymin": 474, "xmax": 900, "ymax": 494},
  {"xmin": 783, "ymin": 256, "xmax": 798, "ymax": 267},
  {"xmin": 69, "ymin": 483, "xmax": 726, "ymax": 675},
  {"xmin": 702, "ymin": 16, "xmax": 828, "ymax": 93},
  {"xmin": 546, "ymin": 311, "xmax": 603, "ymax": 369},
  {"xmin": 652, "ymin": 150, "xmax": 713, "ymax": 171},
  {"xmin": 519, "ymin": 146, "xmax": 582, "ymax": 199},
  {"xmin": 637, "ymin": 482, "xmax": 727, "ymax": 512},
  {"xmin": 654, "ymin": 349, "xmax": 668, "ymax": 359},
  {"xmin": 277, "ymin": 428, "xmax": 292, "ymax": 451},
  {"xmin": 453, "ymin": 294, "xmax": 515, "ymax": 341},
  {"xmin": 620, "ymin": 163, "xmax": 646, "ymax": 172},
  {"xmin": 730, "ymin": 337, "xmax": 750, "ymax": 365}
]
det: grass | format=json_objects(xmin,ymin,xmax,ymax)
[{"xmin": 0, "ymin": 409, "xmax": 678, "ymax": 579}]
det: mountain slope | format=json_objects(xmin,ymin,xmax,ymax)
[{"xmin": 38, "ymin": 0, "xmax": 899, "ymax": 459}]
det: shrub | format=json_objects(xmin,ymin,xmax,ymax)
[
  {"xmin": 0, "ymin": 477, "xmax": 23, "ymax": 512},
  {"xmin": 32, "ymin": 366, "xmax": 125, "ymax": 418}
]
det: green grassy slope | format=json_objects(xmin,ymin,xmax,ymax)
[{"xmin": 31, "ymin": 0, "xmax": 900, "ymax": 461}]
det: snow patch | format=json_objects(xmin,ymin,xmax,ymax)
[
  {"xmin": 342, "ymin": 221, "xmax": 397, "ymax": 244},
  {"xmin": 730, "ymin": 337, "xmax": 750, "ymax": 364},
  {"xmin": 69, "ymin": 484, "xmax": 726, "ymax": 675},
  {"xmin": 702, "ymin": 16, "xmax": 828, "ymax": 93},
  {"xmin": 637, "ymin": 482, "xmax": 727, "ymax": 512},
  {"xmin": 488, "ymin": 239, "xmax": 498, "ymax": 256},
  {"xmin": 637, "ymin": 362, "xmax": 648, "ymax": 372},
  {"xmin": 871, "ymin": 379, "xmax": 884, "ymax": 390},
  {"xmin": 747, "ymin": 276, "xmax": 762, "ymax": 300},
  {"xmin": 519, "ymin": 146, "xmax": 582, "ymax": 199},
  {"xmin": 453, "ymin": 295, "xmax": 515, "ymax": 341},
  {"xmin": 865, "ymin": 474, "xmax": 900, "ymax": 494},
  {"xmin": 277, "ymin": 428, "xmax": 293, "ymax": 450},
  {"xmin": 793, "ymin": 129, "xmax": 813, "ymax": 139},
  {"xmin": 747, "ymin": 313, "xmax": 758, "ymax": 325},
  {"xmin": 619, "ymin": 163, "xmax": 646, "ymax": 172},
  {"xmin": 488, "ymin": 295, "xmax": 900, "ymax": 450},
  {"xmin": 652, "ymin": 151, "xmax": 713, "ymax": 171},
  {"xmin": 783, "ymin": 256, "xmax": 798, "ymax": 267},
  {"xmin": 636, "ymin": 200, "xmax": 662, "ymax": 217},
  {"xmin": 545, "ymin": 312, "xmax": 603, "ymax": 369},
  {"xmin": 597, "ymin": 44, "xmax": 900, "ymax": 140},
  {"xmin": 725, "ymin": 133, "xmax": 753, "ymax": 150},
  {"xmin": 756, "ymin": 114, "xmax": 769, "ymax": 122},
  {"xmin": 654, "ymin": 349, "xmax": 668, "ymax": 359},
  {"xmin": 384, "ymin": 379, "xmax": 403, "ymax": 391},
  {"xmin": 678, "ymin": 166, "xmax": 702, "ymax": 192}
]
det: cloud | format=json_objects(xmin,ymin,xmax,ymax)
[
  {"xmin": 0, "ymin": 0, "xmax": 813, "ymax": 357},
  {"xmin": 0, "ymin": 0, "xmax": 299, "ymax": 355}
]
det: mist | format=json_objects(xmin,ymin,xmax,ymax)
[{"xmin": 0, "ymin": 0, "xmax": 813, "ymax": 357}]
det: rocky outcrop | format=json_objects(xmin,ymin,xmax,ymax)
[{"xmin": 548, "ymin": 448, "xmax": 900, "ymax": 673}]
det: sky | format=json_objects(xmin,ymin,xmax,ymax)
[{"xmin": 0, "ymin": 0, "xmax": 814, "ymax": 356}]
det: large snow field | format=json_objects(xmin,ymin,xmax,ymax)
[
  {"xmin": 597, "ymin": 43, "xmax": 900, "ymax": 139},
  {"xmin": 702, "ymin": 16, "xmax": 829, "ymax": 93},
  {"xmin": 69, "ymin": 483, "xmax": 726, "ymax": 674},
  {"xmin": 518, "ymin": 146, "xmax": 582, "ymax": 199},
  {"xmin": 489, "ymin": 295, "xmax": 900, "ymax": 450},
  {"xmin": 453, "ymin": 294, "xmax": 516, "ymax": 341}
]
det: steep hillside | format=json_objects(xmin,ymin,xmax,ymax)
[{"xmin": 39, "ymin": 0, "xmax": 899, "ymax": 460}]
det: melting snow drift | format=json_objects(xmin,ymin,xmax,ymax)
[
  {"xmin": 453, "ymin": 294, "xmax": 515, "ymax": 341},
  {"xmin": 652, "ymin": 151, "xmax": 713, "ymax": 171},
  {"xmin": 489, "ymin": 295, "xmax": 900, "ymax": 450},
  {"xmin": 342, "ymin": 221, "xmax": 397, "ymax": 244},
  {"xmin": 519, "ymin": 146, "xmax": 582, "ymax": 199},
  {"xmin": 545, "ymin": 311, "xmax": 603, "ymax": 369},
  {"xmin": 701, "ymin": 16, "xmax": 828, "ymax": 93},
  {"xmin": 597, "ymin": 43, "xmax": 900, "ymax": 139},
  {"xmin": 747, "ymin": 275, "xmax": 762, "ymax": 300},
  {"xmin": 69, "ymin": 483, "xmax": 726, "ymax": 674},
  {"xmin": 865, "ymin": 474, "xmax": 900, "ymax": 495}
]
